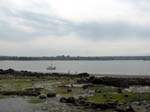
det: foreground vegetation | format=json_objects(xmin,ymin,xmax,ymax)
[{"xmin": 0, "ymin": 69, "xmax": 150, "ymax": 112}]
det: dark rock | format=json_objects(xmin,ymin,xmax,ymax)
[
  {"xmin": 60, "ymin": 97, "xmax": 67, "ymax": 103},
  {"xmin": 78, "ymin": 73, "xmax": 90, "ymax": 77},
  {"xmin": 89, "ymin": 102, "xmax": 118, "ymax": 109},
  {"xmin": 126, "ymin": 105, "xmax": 135, "ymax": 112},
  {"xmin": 60, "ymin": 96, "xmax": 118, "ymax": 110},
  {"xmin": 24, "ymin": 87, "xmax": 43, "ymax": 92},
  {"xmin": 7, "ymin": 68, "xmax": 15, "ymax": 73},
  {"xmin": 0, "ymin": 90, "xmax": 40, "ymax": 96},
  {"xmin": 39, "ymin": 94, "xmax": 47, "ymax": 99},
  {"xmin": 47, "ymin": 93, "xmax": 56, "ymax": 97},
  {"xmin": 115, "ymin": 105, "xmax": 135, "ymax": 112},
  {"xmin": 60, "ymin": 97, "xmax": 75, "ymax": 103},
  {"xmin": 78, "ymin": 96, "xmax": 87, "ymax": 101},
  {"xmin": 66, "ymin": 97, "xmax": 75, "ymax": 103},
  {"xmin": 117, "ymin": 88, "xmax": 122, "ymax": 93},
  {"xmin": 67, "ymin": 88, "xmax": 72, "ymax": 93},
  {"xmin": 124, "ymin": 95, "xmax": 128, "ymax": 98},
  {"xmin": 82, "ymin": 84, "xmax": 93, "ymax": 89}
]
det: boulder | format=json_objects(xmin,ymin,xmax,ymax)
[
  {"xmin": 78, "ymin": 73, "xmax": 90, "ymax": 77},
  {"xmin": 60, "ymin": 97, "xmax": 75, "ymax": 103},
  {"xmin": 47, "ymin": 93, "xmax": 56, "ymax": 97},
  {"xmin": 67, "ymin": 88, "xmax": 72, "ymax": 93},
  {"xmin": 66, "ymin": 97, "xmax": 75, "ymax": 103},
  {"xmin": 60, "ymin": 97, "xmax": 67, "ymax": 103},
  {"xmin": 39, "ymin": 94, "xmax": 47, "ymax": 99}
]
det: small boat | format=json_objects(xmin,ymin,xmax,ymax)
[
  {"xmin": 46, "ymin": 66, "xmax": 56, "ymax": 70},
  {"xmin": 46, "ymin": 61, "xmax": 56, "ymax": 70}
]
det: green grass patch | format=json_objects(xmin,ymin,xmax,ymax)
[
  {"xmin": 40, "ymin": 89, "xmax": 50, "ymax": 94},
  {"xmin": 0, "ymin": 81, "xmax": 33, "ymax": 91},
  {"xmin": 87, "ymin": 92, "xmax": 150, "ymax": 103},
  {"xmin": 29, "ymin": 97, "xmax": 46, "ymax": 104},
  {"xmin": 91, "ymin": 85, "xmax": 119, "ymax": 93},
  {"xmin": 55, "ymin": 87, "xmax": 83, "ymax": 96},
  {"xmin": 0, "ymin": 95, "xmax": 5, "ymax": 99}
]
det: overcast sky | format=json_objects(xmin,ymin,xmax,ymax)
[{"xmin": 0, "ymin": 0, "xmax": 150, "ymax": 56}]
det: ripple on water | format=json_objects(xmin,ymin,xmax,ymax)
[
  {"xmin": 0, "ymin": 97, "xmax": 48, "ymax": 112},
  {"xmin": 0, "ymin": 96, "xmax": 94, "ymax": 112}
]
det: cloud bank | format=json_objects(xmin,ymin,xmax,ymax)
[{"xmin": 0, "ymin": 0, "xmax": 150, "ymax": 56}]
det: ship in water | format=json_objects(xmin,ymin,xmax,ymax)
[{"xmin": 46, "ymin": 61, "xmax": 56, "ymax": 70}]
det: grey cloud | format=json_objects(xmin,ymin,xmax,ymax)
[
  {"xmin": 0, "ymin": 7, "xmax": 73, "ymax": 41},
  {"xmin": 74, "ymin": 22, "xmax": 150, "ymax": 40},
  {"xmin": 0, "ymin": 4, "xmax": 150, "ymax": 42},
  {"xmin": 122, "ymin": 0, "xmax": 150, "ymax": 13}
]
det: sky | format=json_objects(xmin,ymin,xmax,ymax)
[{"xmin": 0, "ymin": 0, "xmax": 150, "ymax": 56}]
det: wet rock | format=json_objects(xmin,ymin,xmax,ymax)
[
  {"xmin": 39, "ymin": 94, "xmax": 47, "ymax": 99},
  {"xmin": 124, "ymin": 94, "xmax": 128, "ymax": 98},
  {"xmin": 74, "ymin": 100, "xmax": 86, "ymax": 106},
  {"xmin": 0, "ymin": 68, "xmax": 15, "ymax": 74},
  {"xmin": 117, "ymin": 88, "xmax": 122, "ymax": 93},
  {"xmin": 89, "ymin": 102, "xmax": 118, "ymax": 109},
  {"xmin": 39, "ymin": 94, "xmax": 46, "ymax": 99},
  {"xmin": 78, "ymin": 73, "xmax": 90, "ymax": 77},
  {"xmin": 115, "ymin": 105, "xmax": 135, "ymax": 112},
  {"xmin": 24, "ymin": 87, "xmax": 43, "ymax": 92},
  {"xmin": 66, "ymin": 97, "xmax": 75, "ymax": 103},
  {"xmin": 47, "ymin": 93, "xmax": 56, "ymax": 97},
  {"xmin": 60, "ymin": 97, "xmax": 66, "ymax": 103},
  {"xmin": 82, "ymin": 84, "xmax": 94, "ymax": 89},
  {"xmin": 7, "ymin": 68, "xmax": 15, "ymax": 73},
  {"xmin": 60, "ymin": 97, "xmax": 75, "ymax": 103},
  {"xmin": 0, "ymin": 90, "xmax": 40, "ymax": 96},
  {"xmin": 126, "ymin": 105, "xmax": 135, "ymax": 112},
  {"xmin": 67, "ymin": 88, "xmax": 72, "ymax": 93},
  {"xmin": 78, "ymin": 76, "xmax": 150, "ymax": 87},
  {"xmin": 60, "ymin": 96, "xmax": 118, "ymax": 110},
  {"xmin": 78, "ymin": 96, "xmax": 87, "ymax": 101}
]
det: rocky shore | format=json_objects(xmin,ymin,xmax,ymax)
[
  {"xmin": 0, "ymin": 68, "xmax": 90, "ymax": 77},
  {"xmin": 0, "ymin": 68, "xmax": 150, "ymax": 112}
]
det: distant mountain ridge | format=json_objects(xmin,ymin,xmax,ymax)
[{"xmin": 0, "ymin": 56, "xmax": 150, "ymax": 60}]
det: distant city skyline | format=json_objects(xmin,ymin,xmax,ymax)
[{"xmin": 0, "ymin": 0, "xmax": 150, "ymax": 56}]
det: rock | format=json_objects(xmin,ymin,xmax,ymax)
[
  {"xmin": 115, "ymin": 104, "xmax": 135, "ymax": 112},
  {"xmin": 67, "ymin": 88, "xmax": 72, "ymax": 93},
  {"xmin": 124, "ymin": 94, "xmax": 128, "ymax": 98},
  {"xmin": 90, "ymin": 102, "xmax": 118, "ymax": 109},
  {"xmin": 60, "ymin": 97, "xmax": 66, "ymax": 103},
  {"xmin": 82, "ymin": 84, "xmax": 93, "ymax": 89},
  {"xmin": 117, "ymin": 88, "xmax": 122, "ymax": 93},
  {"xmin": 24, "ymin": 87, "xmax": 43, "ymax": 92},
  {"xmin": 78, "ymin": 96, "xmax": 87, "ymax": 101},
  {"xmin": 0, "ymin": 90, "xmax": 40, "ymax": 96},
  {"xmin": 126, "ymin": 105, "xmax": 135, "ymax": 112},
  {"xmin": 0, "ymin": 68, "xmax": 15, "ymax": 74},
  {"xmin": 60, "ymin": 97, "xmax": 75, "ymax": 103},
  {"xmin": 78, "ymin": 73, "xmax": 90, "ymax": 77},
  {"xmin": 47, "ymin": 93, "xmax": 56, "ymax": 97},
  {"xmin": 66, "ymin": 97, "xmax": 75, "ymax": 103},
  {"xmin": 95, "ymin": 89, "xmax": 101, "ymax": 93},
  {"xmin": 60, "ymin": 96, "xmax": 119, "ymax": 110},
  {"xmin": 7, "ymin": 68, "xmax": 15, "ymax": 73},
  {"xmin": 39, "ymin": 94, "xmax": 47, "ymax": 99}
]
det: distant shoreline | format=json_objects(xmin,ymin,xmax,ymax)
[
  {"xmin": 92, "ymin": 73, "xmax": 150, "ymax": 78},
  {"xmin": 0, "ymin": 68, "xmax": 150, "ymax": 78},
  {"xmin": 0, "ymin": 56, "xmax": 150, "ymax": 61}
]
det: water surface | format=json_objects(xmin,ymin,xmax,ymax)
[{"xmin": 0, "ymin": 60, "xmax": 150, "ymax": 75}]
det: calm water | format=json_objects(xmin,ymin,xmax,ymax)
[{"xmin": 0, "ymin": 60, "xmax": 150, "ymax": 75}]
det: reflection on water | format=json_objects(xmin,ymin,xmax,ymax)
[{"xmin": 0, "ymin": 97, "xmax": 46, "ymax": 112}]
